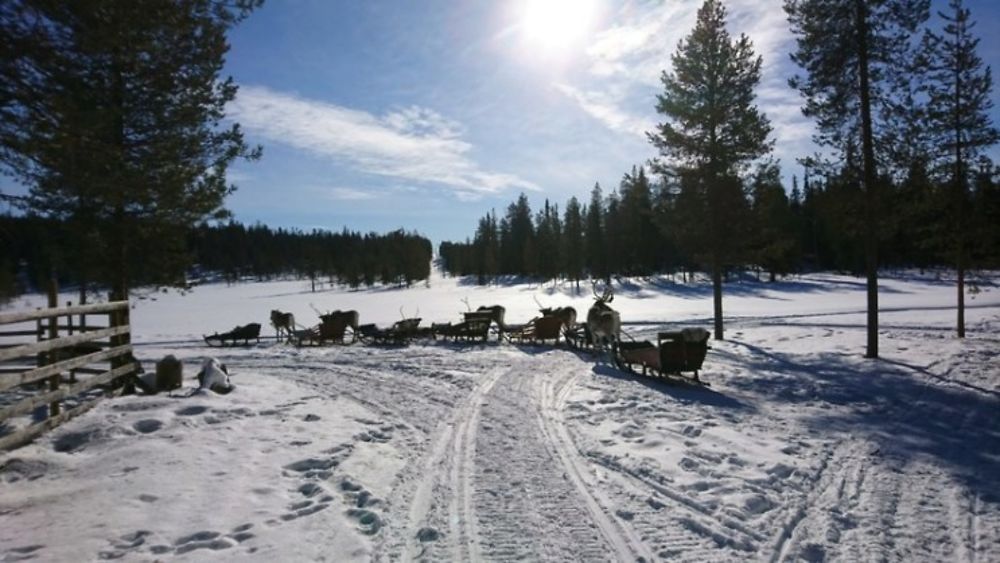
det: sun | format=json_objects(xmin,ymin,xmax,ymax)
[{"xmin": 518, "ymin": 0, "xmax": 598, "ymax": 55}]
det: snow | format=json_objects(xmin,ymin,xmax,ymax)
[{"xmin": 1, "ymin": 269, "xmax": 999, "ymax": 561}]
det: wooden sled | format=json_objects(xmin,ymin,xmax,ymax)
[
  {"xmin": 432, "ymin": 311, "xmax": 492, "ymax": 342},
  {"xmin": 292, "ymin": 319, "xmax": 352, "ymax": 347},
  {"xmin": 204, "ymin": 323, "xmax": 261, "ymax": 347},
  {"xmin": 617, "ymin": 328, "xmax": 711, "ymax": 384},
  {"xmin": 506, "ymin": 315, "xmax": 565, "ymax": 345},
  {"xmin": 358, "ymin": 318, "xmax": 422, "ymax": 345}
]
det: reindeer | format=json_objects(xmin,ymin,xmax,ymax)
[
  {"xmin": 534, "ymin": 296, "xmax": 577, "ymax": 331},
  {"xmin": 317, "ymin": 309, "xmax": 360, "ymax": 343},
  {"xmin": 586, "ymin": 282, "xmax": 621, "ymax": 357},
  {"xmin": 270, "ymin": 309, "xmax": 295, "ymax": 342}
]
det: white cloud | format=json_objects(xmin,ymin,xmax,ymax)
[
  {"xmin": 554, "ymin": 83, "xmax": 655, "ymax": 137},
  {"xmin": 228, "ymin": 86, "xmax": 537, "ymax": 197},
  {"xmin": 325, "ymin": 187, "xmax": 378, "ymax": 201},
  {"xmin": 558, "ymin": 0, "xmax": 818, "ymax": 174}
]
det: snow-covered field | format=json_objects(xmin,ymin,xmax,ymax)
[{"xmin": 1, "ymin": 269, "xmax": 999, "ymax": 562}]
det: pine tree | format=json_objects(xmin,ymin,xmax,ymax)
[
  {"xmin": 504, "ymin": 194, "xmax": 535, "ymax": 276},
  {"xmin": 563, "ymin": 196, "xmax": 585, "ymax": 290},
  {"xmin": 648, "ymin": 0, "xmax": 772, "ymax": 340},
  {"xmin": 619, "ymin": 166, "xmax": 656, "ymax": 275},
  {"xmin": 534, "ymin": 200, "xmax": 562, "ymax": 281},
  {"xmin": 585, "ymin": 183, "xmax": 607, "ymax": 280},
  {"xmin": 750, "ymin": 163, "xmax": 798, "ymax": 281},
  {"xmin": 921, "ymin": 0, "xmax": 999, "ymax": 337},
  {"xmin": 785, "ymin": 0, "xmax": 929, "ymax": 357},
  {"xmin": 0, "ymin": 0, "xmax": 262, "ymax": 302},
  {"xmin": 604, "ymin": 189, "xmax": 623, "ymax": 278}
]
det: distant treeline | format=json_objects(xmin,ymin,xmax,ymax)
[
  {"xmin": 0, "ymin": 216, "xmax": 432, "ymax": 296},
  {"xmin": 439, "ymin": 162, "xmax": 1000, "ymax": 284}
]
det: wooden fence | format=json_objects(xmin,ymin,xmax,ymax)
[{"xmin": 0, "ymin": 299, "xmax": 136, "ymax": 451}]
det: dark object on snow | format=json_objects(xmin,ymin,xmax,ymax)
[
  {"xmin": 155, "ymin": 355, "xmax": 183, "ymax": 392},
  {"xmin": 432, "ymin": 311, "xmax": 493, "ymax": 342},
  {"xmin": 203, "ymin": 323, "xmax": 261, "ymax": 347},
  {"xmin": 563, "ymin": 324, "xmax": 593, "ymax": 350},
  {"xmin": 293, "ymin": 310, "xmax": 359, "ymax": 346},
  {"xmin": 618, "ymin": 328, "xmax": 711, "ymax": 384},
  {"xmin": 506, "ymin": 315, "xmax": 565, "ymax": 345},
  {"xmin": 358, "ymin": 318, "xmax": 422, "ymax": 345}
]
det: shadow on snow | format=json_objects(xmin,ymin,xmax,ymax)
[{"xmin": 721, "ymin": 339, "xmax": 1000, "ymax": 506}]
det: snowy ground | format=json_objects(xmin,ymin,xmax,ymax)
[{"xmin": 1, "ymin": 270, "xmax": 999, "ymax": 562}]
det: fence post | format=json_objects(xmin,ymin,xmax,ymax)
[
  {"xmin": 47, "ymin": 278, "xmax": 60, "ymax": 417},
  {"xmin": 66, "ymin": 301, "xmax": 77, "ymax": 383},
  {"xmin": 109, "ymin": 301, "xmax": 135, "ymax": 394}
]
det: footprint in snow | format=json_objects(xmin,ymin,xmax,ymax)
[
  {"xmin": 416, "ymin": 527, "xmax": 439, "ymax": 542},
  {"xmin": 681, "ymin": 424, "xmax": 702, "ymax": 437},
  {"xmin": 346, "ymin": 508, "xmax": 382, "ymax": 535},
  {"xmin": 339, "ymin": 478, "xmax": 384, "ymax": 535},
  {"xmin": 3, "ymin": 545, "xmax": 45, "ymax": 561},
  {"xmin": 174, "ymin": 530, "xmax": 240, "ymax": 555},
  {"xmin": 679, "ymin": 457, "xmax": 700, "ymax": 472},
  {"xmin": 174, "ymin": 405, "xmax": 210, "ymax": 416},
  {"xmin": 132, "ymin": 419, "xmax": 163, "ymax": 434}
]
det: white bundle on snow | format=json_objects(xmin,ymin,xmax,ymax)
[
  {"xmin": 196, "ymin": 358, "xmax": 234, "ymax": 395},
  {"xmin": 681, "ymin": 327, "xmax": 710, "ymax": 342}
]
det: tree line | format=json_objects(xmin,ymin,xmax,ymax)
[
  {"xmin": 444, "ymin": 0, "xmax": 999, "ymax": 353},
  {"xmin": 190, "ymin": 222, "xmax": 432, "ymax": 289},
  {"xmin": 0, "ymin": 215, "xmax": 433, "ymax": 298},
  {"xmin": 438, "ymin": 161, "xmax": 1000, "ymax": 283}
]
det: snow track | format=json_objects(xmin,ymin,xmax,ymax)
[{"xmin": 536, "ymin": 362, "xmax": 653, "ymax": 562}]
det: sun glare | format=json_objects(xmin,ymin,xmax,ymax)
[{"xmin": 519, "ymin": 0, "xmax": 598, "ymax": 56}]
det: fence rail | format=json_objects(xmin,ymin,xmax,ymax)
[{"xmin": 0, "ymin": 297, "xmax": 135, "ymax": 452}]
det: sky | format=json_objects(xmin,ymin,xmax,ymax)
[{"xmin": 3, "ymin": 0, "xmax": 1000, "ymax": 244}]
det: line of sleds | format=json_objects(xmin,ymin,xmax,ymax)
[{"xmin": 203, "ymin": 286, "xmax": 712, "ymax": 385}]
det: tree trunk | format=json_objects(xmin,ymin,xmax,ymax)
[
  {"xmin": 712, "ymin": 257, "xmax": 724, "ymax": 341},
  {"xmin": 954, "ymin": 50, "xmax": 966, "ymax": 339},
  {"xmin": 857, "ymin": 0, "xmax": 879, "ymax": 359}
]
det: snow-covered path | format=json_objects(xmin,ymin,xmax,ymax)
[{"xmin": 2, "ymin": 272, "xmax": 999, "ymax": 561}]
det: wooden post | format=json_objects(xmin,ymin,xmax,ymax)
[
  {"xmin": 78, "ymin": 286, "xmax": 87, "ymax": 334},
  {"xmin": 109, "ymin": 301, "xmax": 135, "ymax": 394},
  {"xmin": 35, "ymin": 311, "xmax": 43, "ymax": 371},
  {"xmin": 66, "ymin": 301, "xmax": 77, "ymax": 383},
  {"xmin": 47, "ymin": 278, "xmax": 60, "ymax": 417}
]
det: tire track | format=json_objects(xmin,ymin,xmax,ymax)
[
  {"xmin": 535, "ymin": 359, "xmax": 654, "ymax": 562},
  {"xmin": 472, "ymin": 354, "xmax": 616, "ymax": 561},
  {"xmin": 384, "ymin": 361, "xmax": 505, "ymax": 561}
]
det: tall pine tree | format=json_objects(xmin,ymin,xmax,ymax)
[
  {"xmin": 786, "ymin": 0, "xmax": 929, "ymax": 357},
  {"xmin": 921, "ymin": 0, "xmax": 998, "ymax": 337},
  {"xmin": 648, "ymin": 0, "xmax": 772, "ymax": 340},
  {"xmin": 0, "ymin": 0, "xmax": 262, "ymax": 302}
]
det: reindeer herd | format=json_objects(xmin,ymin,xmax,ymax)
[{"xmin": 245, "ymin": 282, "xmax": 709, "ymax": 384}]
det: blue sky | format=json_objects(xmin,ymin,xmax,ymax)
[{"xmin": 4, "ymin": 0, "xmax": 1000, "ymax": 243}]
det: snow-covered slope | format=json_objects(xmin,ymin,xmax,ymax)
[{"xmin": 1, "ymin": 270, "xmax": 998, "ymax": 561}]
